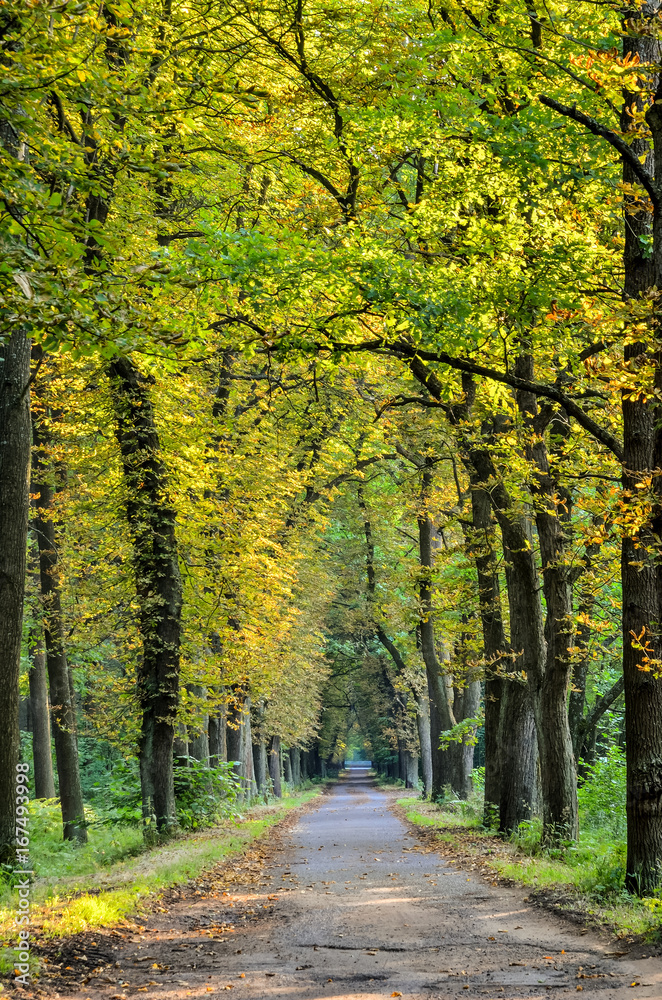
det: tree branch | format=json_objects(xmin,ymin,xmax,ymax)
[
  {"xmin": 538, "ymin": 95, "xmax": 660, "ymax": 210},
  {"xmin": 323, "ymin": 339, "xmax": 624, "ymax": 461}
]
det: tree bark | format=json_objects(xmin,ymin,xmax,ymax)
[
  {"xmin": 209, "ymin": 701, "xmax": 228, "ymax": 767},
  {"xmin": 515, "ymin": 357, "xmax": 579, "ymax": 843},
  {"xmin": 0, "ymin": 327, "xmax": 31, "ymax": 862},
  {"xmin": 32, "ymin": 405, "xmax": 87, "ymax": 843},
  {"xmin": 173, "ymin": 723, "xmax": 188, "ymax": 763},
  {"xmin": 242, "ymin": 696, "xmax": 256, "ymax": 797},
  {"xmin": 497, "ymin": 549, "xmax": 539, "ymax": 833},
  {"xmin": 283, "ymin": 749, "xmax": 293, "ymax": 784},
  {"xmin": 497, "ymin": 677, "xmax": 538, "ymax": 833},
  {"xmin": 188, "ymin": 685, "xmax": 209, "ymax": 763},
  {"xmin": 621, "ymin": 5, "xmax": 662, "ymax": 893},
  {"xmin": 109, "ymin": 355, "xmax": 182, "ymax": 836},
  {"xmin": 568, "ymin": 540, "xmax": 601, "ymax": 760},
  {"xmin": 403, "ymin": 750, "xmax": 419, "ymax": 789},
  {"xmin": 405, "ymin": 365, "xmax": 538, "ymax": 824},
  {"xmin": 416, "ymin": 690, "xmax": 433, "ymax": 798},
  {"xmin": 269, "ymin": 735, "xmax": 282, "ymax": 797},
  {"xmin": 227, "ymin": 698, "xmax": 243, "ymax": 772},
  {"xmin": 417, "ymin": 466, "xmax": 456, "ymax": 799},
  {"xmin": 458, "ymin": 413, "xmax": 540, "ymax": 832},
  {"xmin": 454, "ymin": 678, "xmax": 481, "ymax": 799},
  {"xmin": 291, "ymin": 747, "xmax": 302, "ymax": 786},
  {"xmin": 253, "ymin": 739, "xmax": 268, "ymax": 792},
  {"xmin": 28, "ymin": 639, "xmax": 56, "ymax": 800},
  {"xmin": 469, "ymin": 484, "xmax": 506, "ymax": 826}
]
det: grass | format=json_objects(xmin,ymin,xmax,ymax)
[
  {"xmin": 0, "ymin": 786, "xmax": 322, "ymax": 949},
  {"xmin": 396, "ymin": 792, "xmax": 662, "ymax": 942}
]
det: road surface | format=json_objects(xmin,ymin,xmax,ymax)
[{"xmin": 62, "ymin": 770, "xmax": 662, "ymax": 999}]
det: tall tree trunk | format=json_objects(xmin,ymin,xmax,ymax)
[
  {"xmin": 0, "ymin": 327, "xmax": 31, "ymax": 862},
  {"xmin": 242, "ymin": 696, "xmax": 256, "ymax": 797},
  {"xmin": 497, "ymin": 546, "xmax": 540, "ymax": 833},
  {"xmin": 497, "ymin": 678, "xmax": 538, "ymax": 833},
  {"xmin": 454, "ymin": 678, "xmax": 481, "ymax": 800},
  {"xmin": 209, "ymin": 701, "xmax": 228, "ymax": 767},
  {"xmin": 568, "ymin": 538, "xmax": 602, "ymax": 761},
  {"xmin": 109, "ymin": 356, "xmax": 182, "ymax": 836},
  {"xmin": 405, "ymin": 365, "xmax": 538, "ymax": 823},
  {"xmin": 227, "ymin": 698, "xmax": 243, "ymax": 773},
  {"xmin": 31, "ymin": 403, "xmax": 87, "ymax": 844},
  {"xmin": 469, "ymin": 484, "xmax": 506, "ymax": 826},
  {"xmin": 619, "ymin": 5, "xmax": 662, "ymax": 892},
  {"xmin": 269, "ymin": 735, "xmax": 282, "ymax": 798},
  {"xmin": 283, "ymin": 749, "xmax": 293, "ymax": 784},
  {"xmin": 300, "ymin": 749, "xmax": 310, "ymax": 781},
  {"xmin": 515, "ymin": 358, "xmax": 579, "ymax": 843},
  {"xmin": 403, "ymin": 750, "xmax": 418, "ymax": 789},
  {"xmin": 28, "ymin": 638, "xmax": 56, "ymax": 800},
  {"xmin": 291, "ymin": 747, "xmax": 301, "ymax": 786},
  {"xmin": 417, "ymin": 466, "xmax": 456, "ymax": 799},
  {"xmin": 253, "ymin": 739, "xmax": 268, "ymax": 793},
  {"xmin": 173, "ymin": 723, "xmax": 188, "ymax": 763},
  {"xmin": 416, "ymin": 690, "xmax": 433, "ymax": 798},
  {"xmin": 188, "ymin": 685, "xmax": 209, "ymax": 763}
]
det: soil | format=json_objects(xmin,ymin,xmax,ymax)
[{"xmin": 25, "ymin": 771, "xmax": 662, "ymax": 999}]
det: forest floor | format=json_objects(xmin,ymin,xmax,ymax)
[{"xmin": 11, "ymin": 770, "xmax": 662, "ymax": 1000}]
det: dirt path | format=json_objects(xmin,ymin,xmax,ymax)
[{"xmin": 47, "ymin": 772, "xmax": 662, "ymax": 999}]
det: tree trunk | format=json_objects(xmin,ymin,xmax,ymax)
[
  {"xmin": 403, "ymin": 750, "xmax": 418, "ymax": 789},
  {"xmin": 269, "ymin": 735, "xmax": 282, "ymax": 798},
  {"xmin": 466, "ymin": 425, "xmax": 541, "ymax": 832},
  {"xmin": 227, "ymin": 699, "xmax": 243, "ymax": 771},
  {"xmin": 283, "ymin": 749, "xmax": 293, "ymax": 784},
  {"xmin": 0, "ymin": 327, "xmax": 31, "ymax": 862},
  {"xmin": 31, "ymin": 405, "xmax": 87, "ymax": 844},
  {"xmin": 497, "ymin": 679, "xmax": 538, "ymax": 833},
  {"xmin": 209, "ymin": 705, "xmax": 228, "ymax": 766},
  {"xmin": 418, "ymin": 469, "xmax": 456, "ymax": 800},
  {"xmin": 616, "ymin": 10, "xmax": 662, "ymax": 892},
  {"xmin": 291, "ymin": 747, "xmax": 301, "ymax": 786},
  {"xmin": 208, "ymin": 715, "xmax": 220, "ymax": 767},
  {"xmin": 253, "ymin": 739, "xmax": 268, "ymax": 792},
  {"xmin": 496, "ymin": 556, "xmax": 539, "ymax": 833},
  {"xmin": 404, "ymin": 365, "xmax": 538, "ymax": 829},
  {"xmin": 300, "ymin": 749, "xmax": 310, "ymax": 781},
  {"xmin": 109, "ymin": 355, "xmax": 182, "ymax": 836},
  {"xmin": 416, "ymin": 691, "xmax": 433, "ymax": 798},
  {"xmin": 28, "ymin": 639, "xmax": 55, "ymax": 800},
  {"xmin": 568, "ymin": 542, "xmax": 601, "ymax": 761},
  {"xmin": 455, "ymin": 678, "xmax": 481, "ymax": 800},
  {"xmin": 173, "ymin": 723, "xmax": 188, "ymax": 763},
  {"xmin": 242, "ymin": 696, "xmax": 256, "ymax": 797},
  {"xmin": 188, "ymin": 685, "xmax": 209, "ymax": 764},
  {"xmin": 515, "ymin": 357, "xmax": 579, "ymax": 844},
  {"xmin": 469, "ymin": 484, "xmax": 506, "ymax": 826}
]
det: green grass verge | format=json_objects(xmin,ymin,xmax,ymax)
[
  {"xmin": 0, "ymin": 787, "xmax": 321, "ymax": 946},
  {"xmin": 397, "ymin": 796, "xmax": 662, "ymax": 942}
]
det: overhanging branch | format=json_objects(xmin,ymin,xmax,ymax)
[{"xmin": 539, "ymin": 95, "xmax": 659, "ymax": 210}]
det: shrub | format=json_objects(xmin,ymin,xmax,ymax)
[
  {"xmin": 96, "ymin": 757, "xmax": 242, "ymax": 831},
  {"xmin": 578, "ymin": 745, "xmax": 626, "ymax": 839},
  {"xmin": 173, "ymin": 758, "xmax": 242, "ymax": 829}
]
